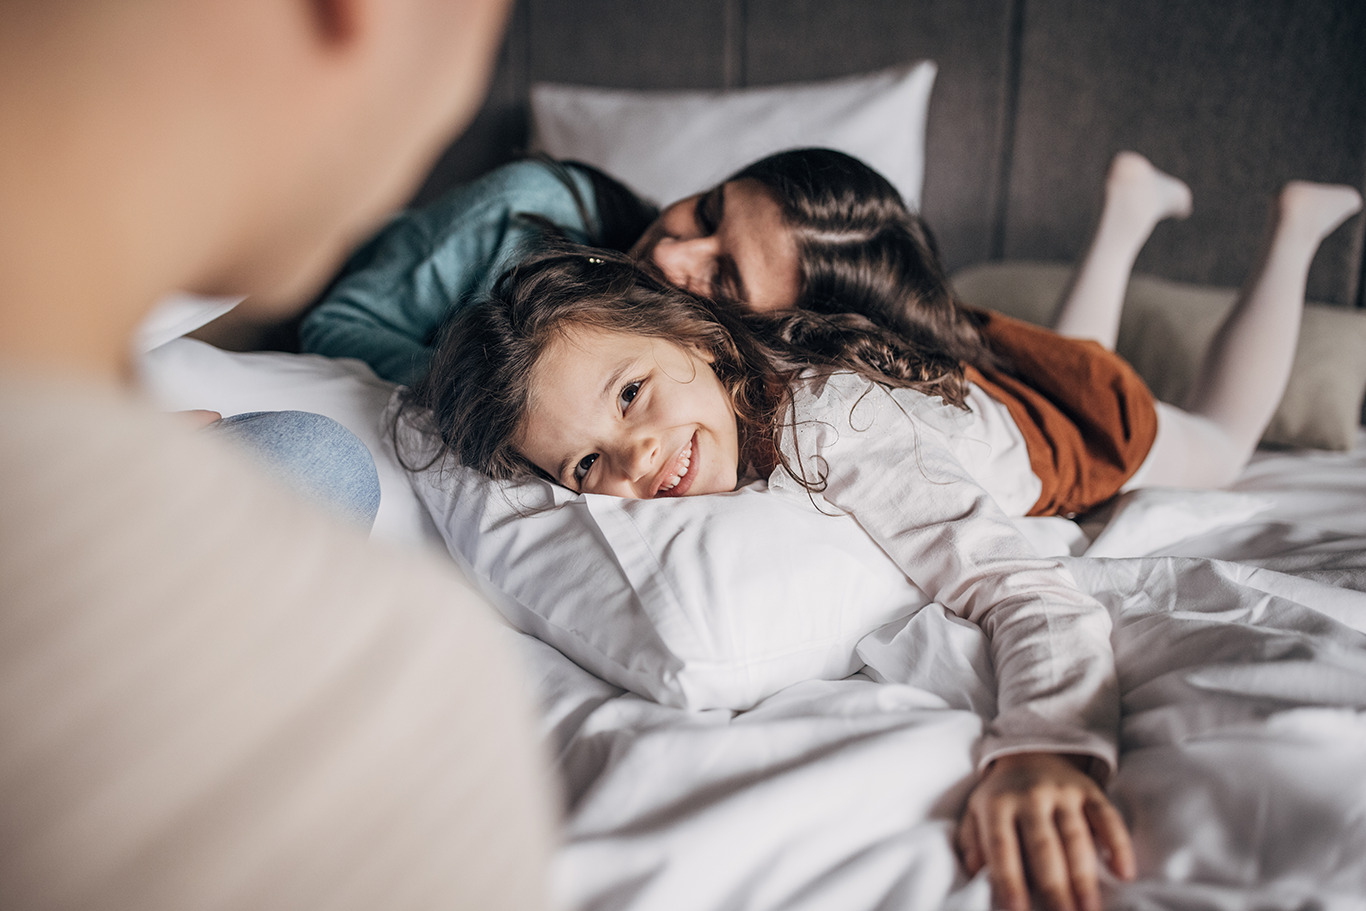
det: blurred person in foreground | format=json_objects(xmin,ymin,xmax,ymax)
[{"xmin": 0, "ymin": 2, "xmax": 558, "ymax": 910}]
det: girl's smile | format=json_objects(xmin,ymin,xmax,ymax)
[
  {"xmin": 653, "ymin": 432, "xmax": 697, "ymax": 496},
  {"xmin": 516, "ymin": 325, "xmax": 741, "ymax": 499}
]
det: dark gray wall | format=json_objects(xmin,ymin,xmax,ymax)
[{"xmin": 414, "ymin": 0, "xmax": 1366, "ymax": 307}]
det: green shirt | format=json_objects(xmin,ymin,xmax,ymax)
[{"xmin": 300, "ymin": 160, "xmax": 600, "ymax": 385}]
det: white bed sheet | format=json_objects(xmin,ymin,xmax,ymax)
[
  {"xmin": 530, "ymin": 437, "xmax": 1366, "ymax": 911},
  {"xmin": 137, "ymin": 334, "xmax": 1366, "ymax": 908}
]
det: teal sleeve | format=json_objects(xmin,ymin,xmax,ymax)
[{"xmin": 299, "ymin": 160, "xmax": 598, "ymax": 385}]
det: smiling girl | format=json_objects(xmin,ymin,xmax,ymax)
[{"xmin": 399, "ymin": 245, "xmax": 1138, "ymax": 911}]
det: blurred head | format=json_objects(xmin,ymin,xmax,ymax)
[
  {"xmin": 1, "ymin": 0, "xmax": 515, "ymax": 381},
  {"xmin": 213, "ymin": 0, "xmax": 517, "ymax": 311},
  {"xmin": 5, "ymin": 0, "xmax": 511, "ymax": 305},
  {"xmin": 405, "ymin": 247, "xmax": 786, "ymax": 498}
]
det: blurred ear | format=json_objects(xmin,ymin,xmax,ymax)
[{"xmin": 307, "ymin": 0, "xmax": 363, "ymax": 45}]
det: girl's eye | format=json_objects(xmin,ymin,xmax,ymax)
[
  {"xmin": 573, "ymin": 453, "xmax": 598, "ymax": 483},
  {"xmin": 618, "ymin": 381, "xmax": 641, "ymax": 410}
]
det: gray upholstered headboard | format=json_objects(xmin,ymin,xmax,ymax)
[{"xmin": 413, "ymin": 0, "xmax": 1366, "ymax": 309}]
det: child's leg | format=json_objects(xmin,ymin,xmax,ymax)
[
  {"xmin": 1128, "ymin": 181, "xmax": 1362, "ymax": 488},
  {"xmin": 1050, "ymin": 152, "xmax": 1193, "ymax": 348}
]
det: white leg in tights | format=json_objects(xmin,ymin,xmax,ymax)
[
  {"xmin": 1051, "ymin": 152, "xmax": 1193, "ymax": 348},
  {"xmin": 1133, "ymin": 181, "xmax": 1363, "ymax": 489}
]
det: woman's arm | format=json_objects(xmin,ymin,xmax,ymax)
[
  {"xmin": 298, "ymin": 159, "xmax": 599, "ymax": 385},
  {"xmin": 777, "ymin": 372, "xmax": 1133, "ymax": 911}
]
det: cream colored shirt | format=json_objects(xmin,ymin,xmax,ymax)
[
  {"xmin": 0, "ymin": 371, "xmax": 555, "ymax": 910},
  {"xmin": 775, "ymin": 371, "xmax": 1118, "ymax": 774}
]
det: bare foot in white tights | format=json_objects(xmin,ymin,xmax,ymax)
[
  {"xmin": 1050, "ymin": 152, "xmax": 1193, "ymax": 345},
  {"xmin": 1277, "ymin": 180, "xmax": 1363, "ymax": 246},
  {"xmin": 1105, "ymin": 150, "xmax": 1194, "ymax": 232}
]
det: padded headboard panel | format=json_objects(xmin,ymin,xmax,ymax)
[
  {"xmin": 1004, "ymin": 0, "xmax": 1366, "ymax": 306},
  {"xmin": 414, "ymin": 0, "xmax": 1366, "ymax": 308}
]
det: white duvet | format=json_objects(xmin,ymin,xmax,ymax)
[
  {"xmin": 532, "ymin": 443, "xmax": 1366, "ymax": 911},
  {"xmin": 139, "ymin": 338, "xmax": 1366, "ymax": 909}
]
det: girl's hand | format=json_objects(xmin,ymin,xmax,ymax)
[{"xmin": 956, "ymin": 752, "xmax": 1136, "ymax": 911}]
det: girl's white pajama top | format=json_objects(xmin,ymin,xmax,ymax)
[{"xmin": 772, "ymin": 370, "xmax": 1118, "ymax": 775}]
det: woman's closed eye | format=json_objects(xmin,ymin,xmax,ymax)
[{"xmin": 694, "ymin": 186, "xmax": 722, "ymax": 235}]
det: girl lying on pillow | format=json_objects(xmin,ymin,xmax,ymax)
[
  {"xmin": 396, "ymin": 162, "xmax": 1358, "ymax": 911},
  {"xmin": 403, "ymin": 245, "xmax": 1135, "ymax": 911}
]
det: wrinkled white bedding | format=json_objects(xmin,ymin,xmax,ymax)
[
  {"xmin": 137, "ymin": 336, "xmax": 1366, "ymax": 908},
  {"xmin": 527, "ymin": 439, "xmax": 1366, "ymax": 910}
]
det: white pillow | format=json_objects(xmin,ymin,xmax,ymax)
[
  {"xmin": 138, "ymin": 339, "xmax": 440, "ymax": 548},
  {"xmin": 393, "ymin": 401, "xmax": 932, "ymax": 711},
  {"xmin": 530, "ymin": 61, "xmax": 937, "ymax": 210}
]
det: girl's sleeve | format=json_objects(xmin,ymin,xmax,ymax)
[
  {"xmin": 780, "ymin": 374, "xmax": 1118, "ymax": 777},
  {"xmin": 298, "ymin": 160, "xmax": 597, "ymax": 386}
]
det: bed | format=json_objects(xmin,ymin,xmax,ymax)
[
  {"xmin": 141, "ymin": 330, "xmax": 1366, "ymax": 910},
  {"xmin": 142, "ymin": 2, "xmax": 1366, "ymax": 907}
]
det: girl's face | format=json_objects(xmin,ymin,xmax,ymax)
[
  {"xmin": 516, "ymin": 325, "xmax": 741, "ymax": 499},
  {"xmin": 629, "ymin": 178, "xmax": 800, "ymax": 314}
]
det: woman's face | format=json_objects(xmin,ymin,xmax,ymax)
[
  {"xmin": 629, "ymin": 178, "xmax": 801, "ymax": 313},
  {"xmin": 516, "ymin": 325, "xmax": 741, "ymax": 499}
]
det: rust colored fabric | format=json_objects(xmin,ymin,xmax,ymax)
[{"xmin": 964, "ymin": 309, "xmax": 1158, "ymax": 517}]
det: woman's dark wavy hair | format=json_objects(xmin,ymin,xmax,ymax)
[
  {"xmin": 728, "ymin": 147, "xmax": 1001, "ymax": 397},
  {"xmin": 397, "ymin": 242, "xmax": 983, "ymax": 488}
]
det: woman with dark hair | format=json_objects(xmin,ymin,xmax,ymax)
[
  {"xmin": 308, "ymin": 143, "xmax": 1360, "ymax": 497},
  {"xmin": 296, "ymin": 146, "xmax": 1154, "ymax": 389},
  {"xmin": 301, "ymin": 147, "xmax": 985, "ymax": 382}
]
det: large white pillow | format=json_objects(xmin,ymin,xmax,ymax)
[
  {"xmin": 392, "ymin": 401, "xmax": 932, "ymax": 711},
  {"xmin": 530, "ymin": 61, "xmax": 937, "ymax": 210}
]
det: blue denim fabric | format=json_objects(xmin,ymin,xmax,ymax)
[{"xmin": 212, "ymin": 411, "xmax": 381, "ymax": 532}]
